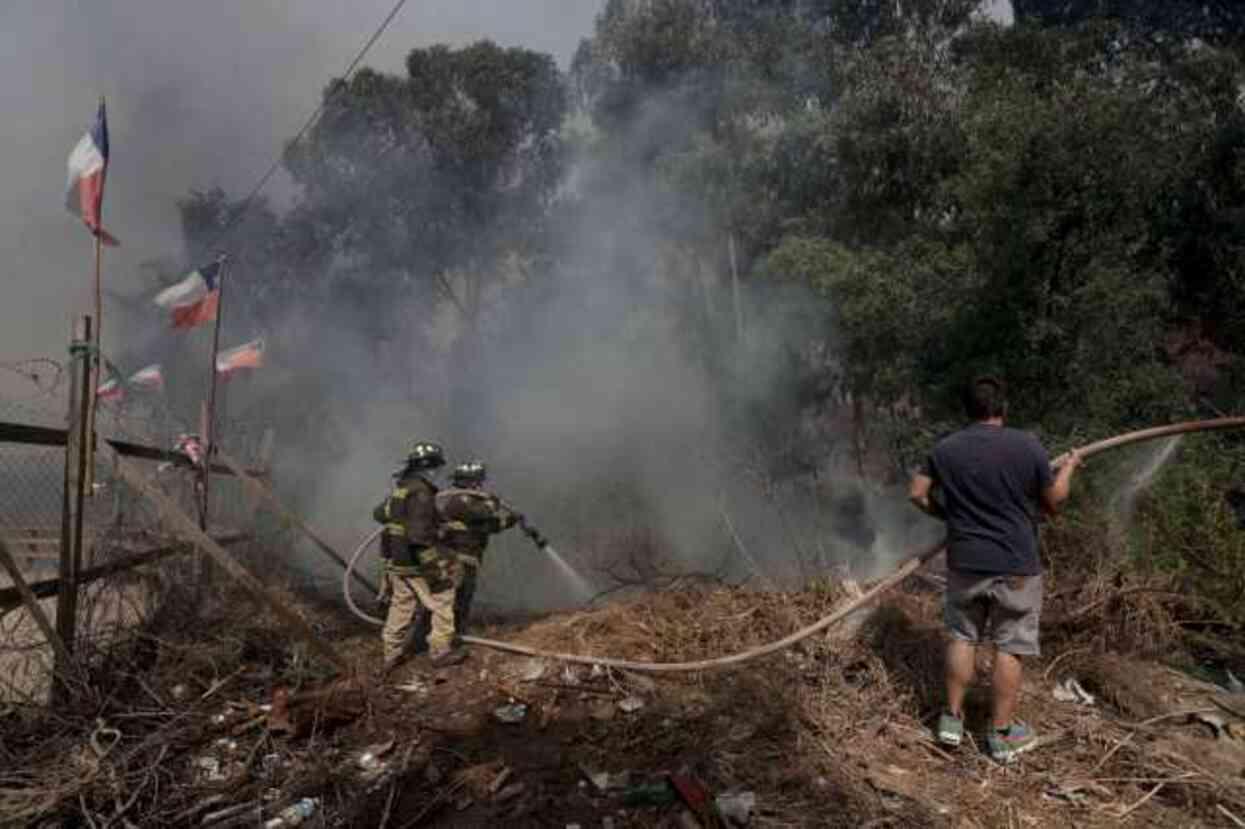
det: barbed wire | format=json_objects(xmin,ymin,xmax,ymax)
[{"xmin": 0, "ymin": 359, "xmax": 65, "ymax": 401}]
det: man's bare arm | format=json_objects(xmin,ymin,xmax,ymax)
[
  {"xmin": 909, "ymin": 473, "xmax": 946, "ymax": 520},
  {"xmin": 1041, "ymin": 449, "xmax": 1083, "ymax": 515}
]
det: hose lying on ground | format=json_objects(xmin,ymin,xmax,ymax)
[{"xmin": 343, "ymin": 417, "xmax": 1245, "ymax": 673}]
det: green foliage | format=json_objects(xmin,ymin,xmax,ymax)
[
  {"xmin": 175, "ymin": 3, "xmax": 1245, "ymax": 491},
  {"xmin": 763, "ymin": 19, "xmax": 1244, "ymax": 445},
  {"xmin": 1129, "ymin": 436, "xmax": 1245, "ymax": 625},
  {"xmin": 766, "ymin": 236, "xmax": 970, "ymax": 404},
  {"xmin": 283, "ymin": 42, "xmax": 567, "ymax": 286},
  {"xmin": 1012, "ymin": 0, "xmax": 1245, "ymax": 45}
]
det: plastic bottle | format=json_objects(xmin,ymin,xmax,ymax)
[{"xmin": 263, "ymin": 797, "xmax": 318, "ymax": 828}]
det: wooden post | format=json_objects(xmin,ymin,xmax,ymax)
[
  {"xmin": 215, "ymin": 448, "xmax": 379, "ymax": 596},
  {"xmin": 197, "ymin": 400, "xmax": 210, "ymax": 528},
  {"xmin": 71, "ymin": 317, "xmax": 92, "ymax": 617},
  {"xmin": 203, "ymin": 255, "xmax": 228, "ymax": 531},
  {"xmin": 193, "ymin": 400, "xmax": 212, "ymax": 589},
  {"xmin": 54, "ymin": 317, "xmax": 91, "ymax": 701},
  {"xmin": 57, "ymin": 322, "xmax": 80, "ymax": 640},
  {"xmin": 0, "ymin": 539, "xmax": 77, "ymax": 690},
  {"xmin": 109, "ymin": 448, "xmax": 349, "ymax": 673}
]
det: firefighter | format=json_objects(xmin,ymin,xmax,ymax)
[
  {"xmin": 435, "ymin": 461, "xmax": 522, "ymax": 636},
  {"xmin": 372, "ymin": 441, "xmax": 461, "ymax": 674}
]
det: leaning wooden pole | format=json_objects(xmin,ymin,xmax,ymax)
[
  {"xmin": 216, "ymin": 448, "xmax": 379, "ymax": 596},
  {"xmin": 0, "ymin": 539, "xmax": 77, "ymax": 693},
  {"xmin": 109, "ymin": 447, "xmax": 349, "ymax": 673}
]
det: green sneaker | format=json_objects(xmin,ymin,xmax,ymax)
[
  {"xmin": 988, "ymin": 721, "xmax": 1038, "ymax": 763},
  {"xmin": 936, "ymin": 711, "xmax": 964, "ymax": 747}
]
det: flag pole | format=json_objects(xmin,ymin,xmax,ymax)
[
  {"xmin": 201, "ymin": 253, "xmax": 228, "ymax": 531},
  {"xmin": 85, "ymin": 97, "xmax": 105, "ymax": 497}
]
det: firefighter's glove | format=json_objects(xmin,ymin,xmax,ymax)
[
  {"xmin": 521, "ymin": 522, "xmax": 549, "ymax": 551},
  {"xmin": 375, "ymin": 569, "xmax": 392, "ymax": 607}
]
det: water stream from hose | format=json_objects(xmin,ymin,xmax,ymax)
[
  {"xmin": 543, "ymin": 544, "xmax": 595, "ymax": 601},
  {"xmin": 1109, "ymin": 435, "xmax": 1182, "ymax": 543}
]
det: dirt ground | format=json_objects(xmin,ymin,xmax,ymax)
[
  {"xmin": 4, "ymin": 580, "xmax": 1245, "ymax": 827},
  {"xmin": 335, "ymin": 589, "xmax": 1245, "ymax": 828}
]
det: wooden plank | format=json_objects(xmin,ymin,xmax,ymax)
[
  {"xmin": 0, "ymin": 538, "xmax": 76, "ymax": 677},
  {"xmin": 10, "ymin": 552, "xmax": 62, "ymax": 562},
  {"xmin": 0, "ymin": 422, "xmax": 67, "ymax": 447},
  {"xmin": 109, "ymin": 448, "xmax": 349, "ymax": 673},
  {"xmin": 0, "ymin": 534, "xmax": 248, "ymax": 612},
  {"xmin": 0, "ymin": 421, "xmax": 258, "ymax": 476},
  {"xmin": 215, "ymin": 449, "xmax": 379, "ymax": 597}
]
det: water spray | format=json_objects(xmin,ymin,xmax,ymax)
[
  {"xmin": 342, "ymin": 511, "xmax": 594, "ymax": 626},
  {"xmin": 517, "ymin": 515, "xmax": 549, "ymax": 551},
  {"xmin": 516, "ymin": 516, "xmax": 595, "ymax": 599}
]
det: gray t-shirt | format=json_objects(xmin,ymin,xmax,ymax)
[{"xmin": 922, "ymin": 423, "xmax": 1054, "ymax": 575}]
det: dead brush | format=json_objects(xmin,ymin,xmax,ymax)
[
  {"xmin": 0, "ymin": 573, "xmax": 365, "ymax": 826},
  {"xmin": 860, "ymin": 598, "xmax": 945, "ymax": 715}
]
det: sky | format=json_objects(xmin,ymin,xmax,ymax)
[
  {"xmin": 982, "ymin": 0, "xmax": 1015, "ymax": 25},
  {"xmin": 0, "ymin": 0, "xmax": 604, "ymax": 393}
]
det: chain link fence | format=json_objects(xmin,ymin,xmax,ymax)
[{"xmin": 0, "ymin": 383, "xmax": 272, "ymax": 704}]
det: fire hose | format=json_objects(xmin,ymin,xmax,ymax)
[
  {"xmin": 342, "ymin": 417, "xmax": 1245, "ymax": 673},
  {"xmin": 341, "ymin": 517, "xmax": 550, "ymax": 627}
]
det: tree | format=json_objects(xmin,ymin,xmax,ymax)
[
  {"xmin": 1013, "ymin": 0, "xmax": 1245, "ymax": 45},
  {"xmin": 284, "ymin": 42, "xmax": 567, "ymax": 326},
  {"xmin": 764, "ymin": 21, "xmax": 1219, "ymax": 447}
]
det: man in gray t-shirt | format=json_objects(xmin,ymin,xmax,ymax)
[{"xmin": 909, "ymin": 376, "xmax": 1081, "ymax": 762}]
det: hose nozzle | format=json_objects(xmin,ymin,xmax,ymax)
[{"xmin": 518, "ymin": 516, "xmax": 549, "ymax": 551}]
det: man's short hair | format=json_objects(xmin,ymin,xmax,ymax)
[{"xmin": 964, "ymin": 375, "xmax": 1007, "ymax": 420}]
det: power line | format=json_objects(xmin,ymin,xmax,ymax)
[{"xmin": 203, "ymin": 0, "xmax": 414, "ymax": 255}]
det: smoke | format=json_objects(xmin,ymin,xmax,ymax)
[
  {"xmin": 0, "ymin": 0, "xmax": 603, "ymax": 391},
  {"xmin": 292, "ymin": 78, "xmax": 935, "ymax": 613},
  {"xmin": 4, "ymin": 1, "xmax": 935, "ymax": 615}
]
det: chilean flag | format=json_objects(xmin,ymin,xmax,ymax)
[
  {"xmin": 128, "ymin": 364, "xmax": 164, "ymax": 391},
  {"xmin": 65, "ymin": 100, "xmax": 118, "ymax": 246},
  {"xmin": 96, "ymin": 377, "xmax": 124, "ymax": 402},
  {"xmin": 215, "ymin": 338, "xmax": 264, "ymax": 377},
  {"xmin": 96, "ymin": 359, "xmax": 126, "ymax": 403},
  {"xmin": 153, "ymin": 261, "xmax": 221, "ymax": 329}
]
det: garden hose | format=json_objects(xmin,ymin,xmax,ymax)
[{"xmin": 342, "ymin": 417, "xmax": 1245, "ymax": 673}]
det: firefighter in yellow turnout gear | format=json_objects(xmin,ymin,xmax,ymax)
[
  {"xmin": 435, "ymin": 461, "xmax": 522, "ymax": 636},
  {"xmin": 373, "ymin": 441, "xmax": 465, "ymax": 673}
]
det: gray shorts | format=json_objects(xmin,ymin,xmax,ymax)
[{"xmin": 943, "ymin": 570, "xmax": 1043, "ymax": 656}]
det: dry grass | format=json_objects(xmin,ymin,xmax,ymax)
[
  {"xmin": 469, "ymin": 580, "xmax": 1245, "ymax": 828},
  {"xmin": 2, "ymin": 548, "xmax": 1244, "ymax": 827}
]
